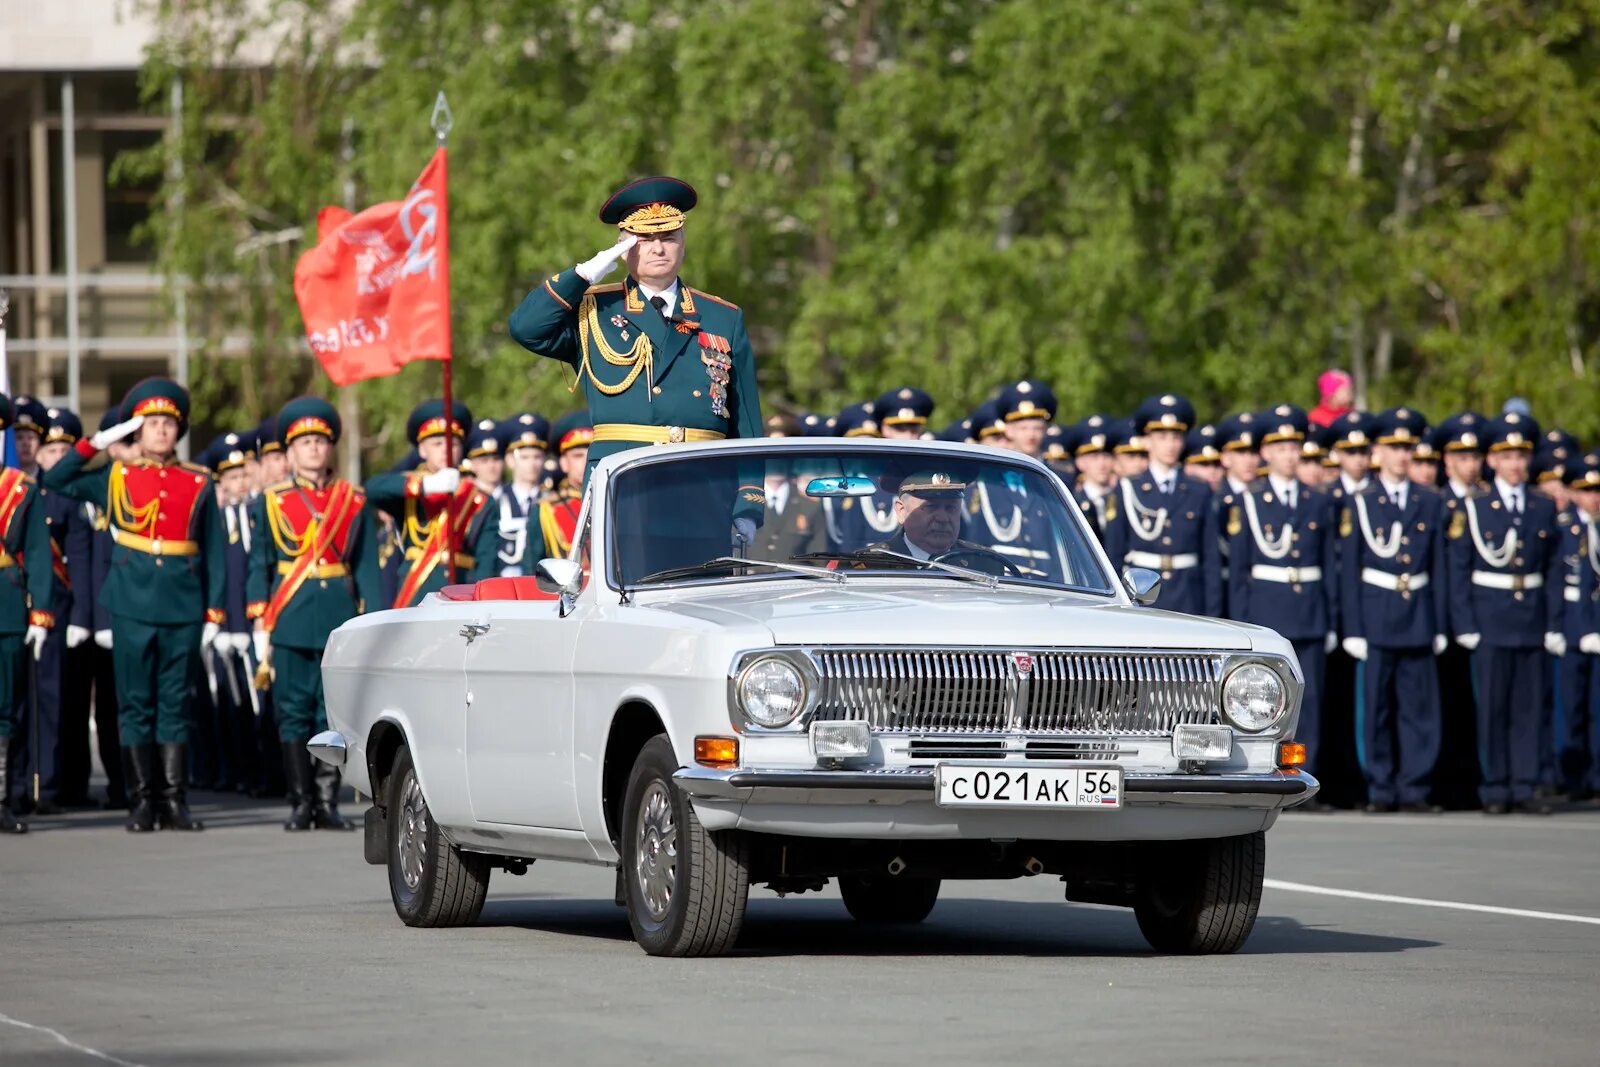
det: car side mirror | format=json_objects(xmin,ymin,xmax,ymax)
[
  {"xmin": 535, "ymin": 558, "xmax": 584, "ymax": 597},
  {"xmin": 1122, "ymin": 566, "xmax": 1162, "ymax": 606}
]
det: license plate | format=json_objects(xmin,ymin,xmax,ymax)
[{"xmin": 935, "ymin": 764, "xmax": 1122, "ymax": 809}]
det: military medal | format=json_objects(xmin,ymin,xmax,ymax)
[
  {"xmin": 610, "ymin": 313, "xmax": 630, "ymax": 341},
  {"xmin": 698, "ymin": 334, "xmax": 733, "ymax": 418}
]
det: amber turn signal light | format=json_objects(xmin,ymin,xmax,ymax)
[
  {"xmin": 695, "ymin": 736, "xmax": 739, "ymax": 768},
  {"xmin": 1278, "ymin": 741, "xmax": 1307, "ymax": 768}
]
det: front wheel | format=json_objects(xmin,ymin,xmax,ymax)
[
  {"xmin": 1133, "ymin": 831, "xmax": 1264, "ymax": 954},
  {"xmin": 838, "ymin": 875, "xmax": 941, "ymax": 924},
  {"xmin": 621, "ymin": 735, "xmax": 749, "ymax": 956},
  {"xmin": 386, "ymin": 746, "xmax": 490, "ymax": 928}
]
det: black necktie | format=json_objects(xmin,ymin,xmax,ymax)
[{"xmin": 649, "ymin": 295, "xmax": 668, "ymax": 320}]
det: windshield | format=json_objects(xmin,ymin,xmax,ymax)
[{"xmin": 609, "ymin": 447, "xmax": 1114, "ymax": 594}]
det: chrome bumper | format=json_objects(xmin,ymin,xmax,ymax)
[{"xmin": 673, "ymin": 766, "xmax": 1318, "ymax": 811}]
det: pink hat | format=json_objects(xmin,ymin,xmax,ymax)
[{"xmin": 1318, "ymin": 369, "xmax": 1353, "ymax": 402}]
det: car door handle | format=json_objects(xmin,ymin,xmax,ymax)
[{"xmin": 459, "ymin": 623, "xmax": 490, "ymax": 642}]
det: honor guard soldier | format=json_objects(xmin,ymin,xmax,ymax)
[
  {"xmin": 1338, "ymin": 408, "xmax": 1449, "ymax": 812},
  {"xmin": 1068, "ymin": 415, "xmax": 1115, "ymax": 540},
  {"xmin": 365, "ymin": 400, "xmax": 498, "ymax": 606},
  {"xmin": 507, "ymin": 175, "xmax": 765, "ymax": 553},
  {"xmin": 1431, "ymin": 411, "xmax": 1489, "ymax": 806},
  {"xmin": 1216, "ymin": 412, "xmax": 1260, "ymax": 499},
  {"xmin": 44, "ymin": 379, "xmax": 225, "ymax": 832},
  {"xmin": 1227, "ymin": 405, "xmax": 1338, "ymax": 779},
  {"xmin": 81, "ymin": 410, "xmax": 128, "ymax": 809},
  {"xmin": 255, "ymin": 417, "xmax": 287, "ymax": 491},
  {"xmin": 964, "ymin": 381, "xmax": 1060, "ymax": 578},
  {"xmin": 465, "ymin": 418, "xmax": 506, "ymax": 497},
  {"xmin": 1042, "ymin": 424, "xmax": 1074, "ymax": 479},
  {"xmin": 1108, "ymin": 417, "xmax": 1149, "ymax": 481},
  {"xmin": 1184, "ymin": 423, "xmax": 1224, "ymax": 493},
  {"xmin": 1327, "ymin": 411, "xmax": 1374, "ymax": 505},
  {"xmin": 201, "ymin": 432, "xmax": 259, "ymax": 794},
  {"xmin": 971, "ymin": 399, "xmax": 1008, "ymax": 449},
  {"xmin": 0, "ymin": 394, "xmax": 54, "ymax": 834},
  {"xmin": 876, "ymin": 387, "xmax": 935, "ymax": 440},
  {"xmin": 248, "ymin": 398, "xmax": 382, "ymax": 831},
  {"xmin": 1533, "ymin": 444, "xmax": 1577, "ymax": 793},
  {"xmin": 1411, "ymin": 433, "xmax": 1441, "ymax": 488},
  {"xmin": 535, "ymin": 413, "xmax": 593, "ymax": 563},
  {"xmin": 1557, "ymin": 453, "xmax": 1600, "ymax": 799},
  {"xmin": 1447, "ymin": 412, "xmax": 1565, "ymax": 814},
  {"xmin": 755, "ymin": 413, "xmax": 828, "ymax": 560},
  {"xmin": 1104, "ymin": 395, "xmax": 1222, "ymax": 617},
  {"xmin": 1298, "ymin": 425, "xmax": 1333, "ymax": 488},
  {"xmin": 494, "ymin": 413, "xmax": 551, "ymax": 576},
  {"xmin": 7, "ymin": 399, "xmax": 90, "ymax": 814}
]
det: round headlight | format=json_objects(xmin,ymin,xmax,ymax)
[
  {"xmin": 1221, "ymin": 663, "xmax": 1286, "ymax": 732},
  {"xmin": 738, "ymin": 657, "xmax": 808, "ymax": 728}
]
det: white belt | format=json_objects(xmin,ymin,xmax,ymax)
[
  {"xmin": 1361, "ymin": 568, "xmax": 1429, "ymax": 593},
  {"xmin": 1250, "ymin": 564, "xmax": 1322, "ymax": 584},
  {"xmin": 1471, "ymin": 571, "xmax": 1543, "ymax": 592},
  {"xmin": 1126, "ymin": 551, "xmax": 1199, "ymax": 571},
  {"xmin": 1564, "ymin": 586, "xmax": 1583, "ymax": 603}
]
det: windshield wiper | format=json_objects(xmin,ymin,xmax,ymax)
[
  {"xmin": 630, "ymin": 556, "xmax": 846, "ymax": 587},
  {"xmin": 860, "ymin": 548, "xmax": 1000, "ymax": 589}
]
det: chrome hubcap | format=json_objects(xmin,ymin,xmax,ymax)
[
  {"xmin": 634, "ymin": 781, "xmax": 678, "ymax": 921},
  {"xmin": 398, "ymin": 774, "xmax": 428, "ymax": 892}
]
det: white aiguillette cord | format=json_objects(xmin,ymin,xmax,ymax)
[
  {"xmin": 977, "ymin": 480, "xmax": 1022, "ymax": 542},
  {"xmin": 1465, "ymin": 496, "xmax": 1517, "ymax": 569},
  {"xmin": 1242, "ymin": 489, "xmax": 1293, "ymax": 560},
  {"xmin": 1119, "ymin": 478, "xmax": 1167, "ymax": 543},
  {"xmin": 1354, "ymin": 492, "xmax": 1403, "ymax": 560}
]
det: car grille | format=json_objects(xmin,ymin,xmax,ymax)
[{"xmin": 810, "ymin": 649, "xmax": 1225, "ymax": 736}]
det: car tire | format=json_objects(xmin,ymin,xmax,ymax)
[
  {"xmin": 838, "ymin": 875, "xmax": 941, "ymax": 924},
  {"xmin": 622, "ymin": 735, "xmax": 749, "ymax": 957},
  {"xmin": 386, "ymin": 745, "xmax": 490, "ymax": 928},
  {"xmin": 1133, "ymin": 831, "xmax": 1264, "ymax": 954}
]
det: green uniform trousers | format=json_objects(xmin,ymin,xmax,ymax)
[
  {"xmin": 273, "ymin": 645, "xmax": 327, "ymax": 742},
  {"xmin": 0, "ymin": 634, "xmax": 22, "ymax": 738},
  {"xmin": 111, "ymin": 616, "xmax": 200, "ymax": 746}
]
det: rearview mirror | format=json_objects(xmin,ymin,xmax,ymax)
[
  {"xmin": 535, "ymin": 558, "xmax": 584, "ymax": 596},
  {"xmin": 1122, "ymin": 567, "xmax": 1162, "ymax": 606},
  {"xmin": 804, "ymin": 475, "xmax": 877, "ymax": 498}
]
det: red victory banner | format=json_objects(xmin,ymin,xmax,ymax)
[{"xmin": 294, "ymin": 148, "xmax": 452, "ymax": 385}]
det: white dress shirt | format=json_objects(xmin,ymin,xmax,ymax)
[
  {"xmin": 1494, "ymin": 476, "xmax": 1525, "ymax": 514},
  {"xmin": 635, "ymin": 278, "xmax": 681, "ymax": 319},
  {"xmin": 1379, "ymin": 477, "xmax": 1408, "ymax": 511},
  {"xmin": 1149, "ymin": 461, "xmax": 1179, "ymax": 494},
  {"xmin": 1267, "ymin": 474, "xmax": 1299, "ymax": 511},
  {"xmin": 765, "ymin": 480, "xmax": 791, "ymax": 516}
]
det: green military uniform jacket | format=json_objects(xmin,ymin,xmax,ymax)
[
  {"xmin": 364, "ymin": 468, "xmax": 499, "ymax": 605},
  {"xmin": 245, "ymin": 476, "xmax": 385, "ymax": 651},
  {"xmin": 0, "ymin": 468, "xmax": 55, "ymax": 635}
]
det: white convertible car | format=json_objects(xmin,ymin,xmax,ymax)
[{"xmin": 313, "ymin": 438, "xmax": 1316, "ymax": 956}]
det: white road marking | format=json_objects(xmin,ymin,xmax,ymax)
[
  {"xmin": 0, "ymin": 1012, "xmax": 149, "ymax": 1067},
  {"xmin": 1264, "ymin": 878, "xmax": 1600, "ymax": 926}
]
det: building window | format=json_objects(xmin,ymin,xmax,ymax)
[{"xmin": 104, "ymin": 130, "xmax": 162, "ymax": 264}]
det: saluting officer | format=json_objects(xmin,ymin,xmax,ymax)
[
  {"xmin": 1103, "ymin": 395, "xmax": 1222, "ymax": 617},
  {"xmin": 0, "ymin": 394, "xmax": 54, "ymax": 835},
  {"xmin": 364, "ymin": 400, "xmax": 499, "ymax": 607},
  {"xmin": 535, "ymin": 413, "xmax": 593, "ymax": 562},
  {"xmin": 1226, "ymin": 405, "xmax": 1338, "ymax": 779},
  {"xmin": 44, "ymin": 379, "xmax": 225, "ymax": 833},
  {"xmin": 1339, "ymin": 408, "xmax": 1449, "ymax": 813},
  {"xmin": 1557, "ymin": 452, "xmax": 1600, "ymax": 800},
  {"xmin": 507, "ymin": 176, "xmax": 764, "ymax": 550},
  {"xmin": 1447, "ymin": 412, "xmax": 1565, "ymax": 815},
  {"xmin": 495, "ymin": 413, "xmax": 551, "ymax": 576},
  {"xmin": 248, "ymin": 398, "xmax": 383, "ymax": 831},
  {"xmin": 965, "ymin": 382, "xmax": 1060, "ymax": 578}
]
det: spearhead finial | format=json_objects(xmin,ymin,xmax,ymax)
[
  {"xmin": 0, "ymin": 288, "xmax": 9, "ymax": 327},
  {"xmin": 430, "ymin": 91, "xmax": 453, "ymax": 144}
]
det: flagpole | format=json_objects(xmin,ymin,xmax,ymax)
[{"xmin": 431, "ymin": 92, "xmax": 457, "ymax": 583}]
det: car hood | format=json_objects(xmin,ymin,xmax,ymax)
[{"xmin": 637, "ymin": 579, "xmax": 1260, "ymax": 650}]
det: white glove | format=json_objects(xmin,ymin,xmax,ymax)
[
  {"xmin": 229, "ymin": 631, "xmax": 252, "ymax": 656},
  {"xmin": 1432, "ymin": 633, "xmax": 1448, "ymax": 656},
  {"xmin": 211, "ymin": 633, "xmax": 234, "ymax": 659},
  {"xmin": 65, "ymin": 624, "xmax": 90, "ymax": 649},
  {"xmin": 93, "ymin": 629, "xmax": 113, "ymax": 650},
  {"xmin": 1580, "ymin": 633, "xmax": 1600, "ymax": 656},
  {"xmin": 1457, "ymin": 633, "xmax": 1481, "ymax": 651},
  {"xmin": 201, "ymin": 620, "xmax": 221, "ymax": 650},
  {"xmin": 253, "ymin": 629, "xmax": 269, "ymax": 663},
  {"xmin": 24, "ymin": 625, "xmax": 48, "ymax": 660},
  {"xmin": 1341, "ymin": 637, "xmax": 1368, "ymax": 662},
  {"xmin": 1544, "ymin": 632, "xmax": 1567, "ymax": 657},
  {"xmin": 421, "ymin": 467, "xmax": 461, "ymax": 495},
  {"xmin": 575, "ymin": 234, "xmax": 639, "ymax": 284},
  {"xmin": 1324, "ymin": 632, "xmax": 1338, "ymax": 655},
  {"xmin": 88, "ymin": 414, "xmax": 144, "ymax": 450},
  {"xmin": 732, "ymin": 517, "xmax": 757, "ymax": 546}
]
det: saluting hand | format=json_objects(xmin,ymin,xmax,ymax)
[
  {"xmin": 89, "ymin": 415, "xmax": 144, "ymax": 451},
  {"xmin": 421, "ymin": 468, "xmax": 461, "ymax": 495},
  {"xmin": 576, "ymin": 234, "xmax": 639, "ymax": 284}
]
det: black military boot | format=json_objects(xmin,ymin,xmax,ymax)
[
  {"xmin": 156, "ymin": 743, "xmax": 204, "ymax": 831},
  {"xmin": 124, "ymin": 745, "xmax": 156, "ymax": 833},
  {"xmin": 0, "ymin": 740, "xmax": 28, "ymax": 834},
  {"xmin": 281, "ymin": 741, "xmax": 313, "ymax": 832},
  {"xmin": 311, "ymin": 761, "xmax": 353, "ymax": 831}
]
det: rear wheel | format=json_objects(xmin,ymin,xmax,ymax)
[
  {"xmin": 386, "ymin": 746, "xmax": 490, "ymax": 928},
  {"xmin": 621, "ymin": 735, "xmax": 749, "ymax": 956},
  {"xmin": 838, "ymin": 875, "xmax": 941, "ymax": 924},
  {"xmin": 1133, "ymin": 832, "xmax": 1264, "ymax": 954}
]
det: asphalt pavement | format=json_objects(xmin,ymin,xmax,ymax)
[{"xmin": 2, "ymin": 796, "xmax": 1598, "ymax": 1067}]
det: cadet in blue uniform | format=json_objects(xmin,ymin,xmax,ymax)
[
  {"xmin": 1226, "ymin": 405, "xmax": 1338, "ymax": 780},
  {"xmin": 507, "ymin": 176, "xmax": 764, "ymax": 561},
  {"xmin": 1068, "ymin": 415, "xmax": 1116, "ymax": 540},
  {"xmin": 1339, "ymin": 408, "xmax": 1449, "ymax": 813},
  {"xmin": 1318, "ymin": 410, "xmax": 1375, "ymax": 808},
  {"xmin": 876, "ymin": 387, "xmax": 934, "ymax": 441},
  {"xmin": 1432, "ymin": 411, "xmax": 1488, "ymax": 808},
  {"xmin": 1447, "ymin": 412, "xmax": 1565, "ymax": 814},
  {"xmin": 1103, "ymin": 395, "xmax": 1221, "ymax": 616},
  {"xmin": 1532, "ymin": 444, "xmax": 1577, "ymax": 794},
  {"xmin": 200, "ymin": 432, "xmax": 259, "ymax": 794},
  {"xmin": 1184, "ymin": 423, "xmax": 1224, "ymax": 494},
  {"xmin": 1557, "ymin": 453, "xmax": 1600, "ymax": 799},
  {"xmin": 495, "ymin": 413, "xmax": 551, "ymax": 577},
  {"xmin": 965, "ymin": 382, "xmax": 1061, "ymax": 578},
  {"xmin": 1326, "ymin": 411, "xmax": 1374, "ymax": 507},
  {"xmin": 0, "ymin": 394, "xmax": 55, "ymax": 834}
]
